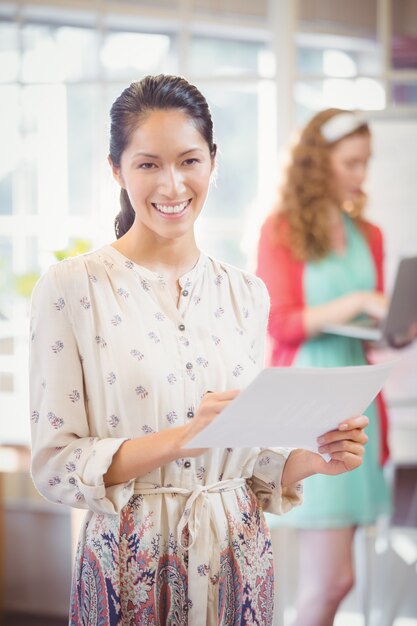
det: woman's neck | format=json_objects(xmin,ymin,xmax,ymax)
[
  {"xmin": 328, "ymin": 206, "xmax": 347, "ymax": 254},
  {"xmin": 327, "ymin": 205, "xmax": 344, "ymax": 225},
  {"xmin": 111, "ymin": 229, "xmax": 200, "ymax": 281}
]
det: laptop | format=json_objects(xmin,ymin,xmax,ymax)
[{"xmin": 323, "ymin": 256, "xmax": 417, "ymax": 347}]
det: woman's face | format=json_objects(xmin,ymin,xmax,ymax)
[
  {"xmin": 329, "ymin": 133, "xmax": 371, "ymax": 204},
  {"xmin": 111, "ymin": 108, "xmax": 214, "ymax": 241}
]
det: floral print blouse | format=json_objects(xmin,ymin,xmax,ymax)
[{"xmin": 29, "ymin": 246, "xmax": 302, "ymax": 625}]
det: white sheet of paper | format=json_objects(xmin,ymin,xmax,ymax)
[{"xmin": 184, "ymin": 361, "xmax": 396, "ymax": 450}]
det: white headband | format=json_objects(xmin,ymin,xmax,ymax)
[{"xmin": 320, "ymin": 112, "xmax": 368, "ymax": 143}]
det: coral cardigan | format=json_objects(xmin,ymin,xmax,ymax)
[{"xmin": 257, "ymin": 214, "xmax": 389, "ymax": 465}]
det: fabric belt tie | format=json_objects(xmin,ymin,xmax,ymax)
[{"xmin": 133, "ymin": 477, "xmax": 246, "ymax": 625}]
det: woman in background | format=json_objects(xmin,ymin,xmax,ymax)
[{"xmin": 257, "ymin": 109, "xmax": 391, "ymax": 626}]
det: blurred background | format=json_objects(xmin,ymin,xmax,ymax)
[{"xmin": 0, "ymin": 0, "xmax": 416, "ymax": 624}]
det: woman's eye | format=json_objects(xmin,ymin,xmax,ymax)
[
  {"xmin": 138, "ymin": 162, "xmax": 156, "ymax": 170},
  {"xmin": 183, "ymin": 158, "xmax": 199, "ymax": 166}
]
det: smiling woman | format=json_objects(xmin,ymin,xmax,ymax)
[
  {"xmin": 29, "ymin": 75, "xmax": 369, "ymax": 626},
  {"xmin": 109, "ymin": 108, "xmax": 214, "ymax": 253},
  {"xmin": 108, "ymin": 76, "xmax": 217, "ymax": 245}
]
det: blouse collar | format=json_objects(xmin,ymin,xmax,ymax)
[{"xmin": 100, "ymin": 244, "xmax": 208, "ymax": 289}]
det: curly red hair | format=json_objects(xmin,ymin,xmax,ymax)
[{"xmin": 271, "ymin": 108, "xmax": 370, "ymax": 261}]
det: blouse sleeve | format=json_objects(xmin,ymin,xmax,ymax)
[
  {"xmin": 256, "ymin": 216, "xmax": 307, "ymax": 345},
  {"xmin": 29, "ymin": 265, "xmax": 135, "ymax": 514},
  {"xmin": 249, "ymin": 448, "xmax": 303, "ymax": 515}
]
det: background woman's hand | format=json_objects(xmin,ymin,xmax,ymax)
[
  {"xmin": 176, "ymin": 389, "xmax": 240, "ymax": 458},
  {"xmin": 314, "ymin": 414, "xmax": 369, "ymax": 475},
  {"xmin": 359, "ymin": 291, "xmax": 388, "ymax": 320}
]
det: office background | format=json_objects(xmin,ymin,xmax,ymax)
[{"xmin": 0, "ymin": 1, "xmax": 416, "ymax": 624}]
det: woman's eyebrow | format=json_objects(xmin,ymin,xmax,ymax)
[
  {"xmin": 178, "ymin": 147, "xmax": 204, "ymax": 156},
  {"xmin": 131, "ymin": 147, "xmax": 205, "ymax": 160},
  {"xmin": 131, "ymin": 151, "xmax": 159, "ymax": 159}
]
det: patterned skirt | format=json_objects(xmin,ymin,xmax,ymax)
[{"xmin": 70, "ymin": 487, "xmax": 275, "ymax": 625}]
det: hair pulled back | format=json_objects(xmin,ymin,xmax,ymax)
[
  {"xmin": 273, "ymin": 108, "xmax": 370, "ymax": 261},
  {"xmin": 109, "ymin": 74, "xmax": 217, "ymax": 238}
]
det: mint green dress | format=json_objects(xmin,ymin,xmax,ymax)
[{"xmin": 268, "ymin": 215, "xmax": 391, "ymax": 529}]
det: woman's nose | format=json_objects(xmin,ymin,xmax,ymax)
[
  {"xmin": 357, "ymin": 163, "xmax": 368, "ymax": 184},
  {"xmin": 158, "ymin": 166, "xmax": 186, "ymax": 197}
]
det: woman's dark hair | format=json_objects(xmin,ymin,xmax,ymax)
[{"xmin": 109, "ymin": 74, "xmax": 217, "ymax": 238}]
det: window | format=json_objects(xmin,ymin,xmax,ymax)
[{"xmin": 295, "ymin": 0, "xmax": 417, "ymax": 122}]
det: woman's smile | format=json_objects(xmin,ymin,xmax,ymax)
[{"xmin": 152, "ymin": 198, "xmax": 192, "ymax": 218}]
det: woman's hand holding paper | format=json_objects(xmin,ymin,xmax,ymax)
[
  {"xmin": 316, "ymin": 414, "xmax": 369, "ymax": 474},
  {"xmin": 281, "ymin": 415, "xmax": 369, "ymax": 486}
]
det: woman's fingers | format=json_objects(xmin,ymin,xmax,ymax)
[
  {"xmin": 317, "ymin": 414, "xmax": 368, "ymax": 472},
  {"xmin": 315, "ymin": 415, "xmax": 370, "ymax": 475},
  {"xmin": 317, "ymin": 414, "xmax": 368, "ymax": 446},
  {"xmin": 338, "ymin": 415, "xmax": 369, "ymax": 431},
  {"xmin": 204, "ymin": 389, "xmax": 240, "ymax": 401},
  {"xmin": 199, "ymin": 390, "xmax": 240, "ymax": 415},
  {"xmin": 182, "ymin": 389, "xmax": 240, "ymax": 457},
  {"xmin": 318, "ymin": 440, "xmax": 365, "ymax": 457},
  {"xmin": 191, "ymin": 389, "xmax": 240, "ymax": 429},
  {"xmin": 317, "ymin": 427, "xmax": 368, "ymax": 447},
  {"xmin": 326, "ymin": 451, "xmax": 364, "ymax": 471}
]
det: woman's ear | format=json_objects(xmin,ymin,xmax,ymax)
[
  {"xmin": 210, "ymin": 156, "xmax": 218, "ymax": 184},
  {"xmin": 108, "ymin": 155, "xmax": 125, "ymax": 188},
  {"xmin": 209, "ymin": 144, "xmax": 217, "ymax": 177}
]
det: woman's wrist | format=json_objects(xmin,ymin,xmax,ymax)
[
  {"xmin": 345, "ymin": 291, "xmax": 364, "ymax": 318},
  {"xmin": 281, "ymin": 448, "xmax": 324, "ymax": 486},
  {"xmin": 169, "ymin": 423, "xmax": 193, "ymax": 458},
  {"xmin": 305, "ymin": 291, "xmax": 365, "ymax": 336},
  {"xmin": 104, "ymin": 424, "xmax": 192, "ymax": 487}
]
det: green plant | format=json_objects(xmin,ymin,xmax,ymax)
[
  {"xmin": 54, "ymin": 238, "xmax": 91, "ymax": 261},
  {"xmin": 13, "ymin": 239, "xmax": 92, "ymax": 299}
]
